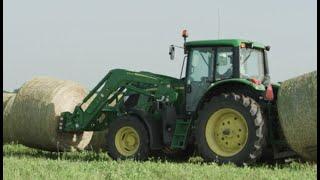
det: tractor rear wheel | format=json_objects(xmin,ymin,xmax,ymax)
[
  {"xmin": 195, "ymin": 93, "xmax": 266, "ymax": 165},
  {"xmin": 106, "ymin": 116, "xmax": 150, "ymax": 160}
]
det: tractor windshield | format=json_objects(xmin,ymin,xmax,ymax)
[{"xmin": 240, "ymin": 48, "xmax": 265, "ymax": 81}]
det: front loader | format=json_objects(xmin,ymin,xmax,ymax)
[{"xmin": 59, "ymin": 30, "xmax": 296, "ymax": 165}]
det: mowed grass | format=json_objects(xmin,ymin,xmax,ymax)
[{"xmin": 3, "ymin": 144, "xmax": 317, "ymax": 180}]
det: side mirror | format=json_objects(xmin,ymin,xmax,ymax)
[
  {"xmin": 265, "ymin": 45, "xmax": 271, "ymax": 51},
  {"xmin": 169, "ymin": 45, "xmax": 175, "ymax": 60}
]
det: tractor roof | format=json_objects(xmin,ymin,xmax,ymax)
[{"xmin": 185, "ymin": 39, "xmax": 266, "ymax": 49}]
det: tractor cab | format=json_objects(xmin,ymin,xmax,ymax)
[
  {"xmin": 169, "ymin": 30, "xmax": 272, "ymax": 112},
  {"xmin": 169, "ymin": 32, "xmax": 270, "ymax": 84}
]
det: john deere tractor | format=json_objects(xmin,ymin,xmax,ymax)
[{"xmin": 59, "ymin": 30, "xmax": 295, "ymax": 165}]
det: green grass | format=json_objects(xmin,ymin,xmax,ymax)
[{"xmin": 3, "ymin": 144, "xmax": 317, "ymax": 180}]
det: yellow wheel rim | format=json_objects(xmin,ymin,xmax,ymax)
[
  {"xmin": 115, "ymin": 126, "xmax": 140, "ymax": 156},
  {"xmin": 205, "ymin": 108, "xmax": 248, "ymax": 157}
]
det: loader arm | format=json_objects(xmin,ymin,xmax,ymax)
[{"xmin": 59, "ymin": 69, "xmax": 178, "ymax": 132}]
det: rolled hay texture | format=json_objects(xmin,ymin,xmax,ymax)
[
  {"xmin": 3, "ymin": 93, "xmax": 15, "ymax": 110},
  {"xmin": 3, "ymin": 93, "xmax": 17, "ymax": 143},
  {"xmin": 277, "ymin": 71, "xmax": 317, "ymax": 161},
  {"xmin": 6, "ymin": 77, "xmax": 93, "ymax": 151}
]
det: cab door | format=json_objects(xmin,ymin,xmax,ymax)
[{"xmin": 186, "ymin": 47, "xmax": 215, "ymax": 112}]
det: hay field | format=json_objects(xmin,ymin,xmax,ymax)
[{"xmin": 3, "ymin": 144, "xmax": 316, "ymax": 180}]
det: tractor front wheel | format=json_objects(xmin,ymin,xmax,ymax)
[
  {"xmin": 106, "ymin": 116, "xmax": 150, "ymax": 160},
  {"xmin": 195, "ymin": 93, "xmax": 266, "ymax": 165}
]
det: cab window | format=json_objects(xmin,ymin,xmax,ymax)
[
  {"xmin": 187, "ymin": 48, "xmax": 214, "ymax": 82},
  {"xmin": 240, "ymin": 48, "xmax": 265, "ymax": 81},
  {"xmin": 215, "ymin": 47, "xmax": 233, "ymax": 80}
]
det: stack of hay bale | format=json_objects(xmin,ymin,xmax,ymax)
[{"xmin": 277, "ymin": 70, "xmax": 317, "ymax": 162}]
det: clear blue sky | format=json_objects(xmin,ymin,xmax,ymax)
[{"xmin": 3, "ymin": 0, "xmax": 317, "ymax": 91}]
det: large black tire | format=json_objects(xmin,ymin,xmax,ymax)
[
  {"xmin": 106, "ymin": 116, "xmax": 150, "ymax": 160},
  {"xmin": 195, "ymin": 93, "xmax": 266, "ymax": 165}
]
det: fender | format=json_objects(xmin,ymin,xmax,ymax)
[
  {"xmin": 209, "ymin": 78, "xmax": 266, "ymax": 91},
  {"xmin": 196, "ymin": 78, "xmax": 266, "ymax": 112}
]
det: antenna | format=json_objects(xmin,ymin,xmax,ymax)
[{"xmin": 218, "ymin": 8, "xmax": 220, "ymax": 39}]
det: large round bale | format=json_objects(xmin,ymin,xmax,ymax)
[
  {"xmin": 3, "ymin": 93, "xmax": 17, "ymax": 143},
  {"xmin": 7, "ymin": 77, "xmax": 93, "ymax": 151},
  {"xmin": 3, "ymin": 93, "xmax": 15, "ymax": 110},
  {"xmin": 277, "ymin": 71, "xmax": 317, "ymax": 161}
]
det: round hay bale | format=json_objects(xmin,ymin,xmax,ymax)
[
  {"xmin": 277, "ymin": 71, "xmax": 317, "ymax": 161},
  {"xmin": 3, "ymin": 92, "xmax": 15, "ymax": 110},
  {"xmin": 7, "ymin": 77, "xmax": 93, "ymax": 151},
  {"xmin": 3, "ymin": 94, "xmax": 17, "ymax": 143}
]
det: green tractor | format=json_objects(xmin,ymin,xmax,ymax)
[{"xmin": 59, "ymin": 30, "xmax": 295, "ymax": 165}]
